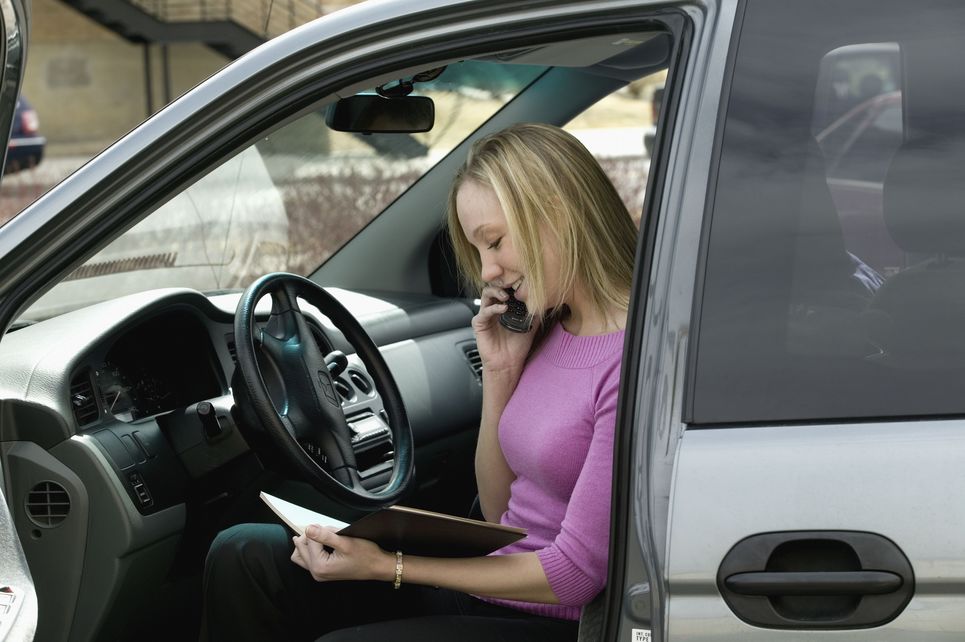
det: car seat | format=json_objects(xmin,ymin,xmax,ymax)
[
  {"xmin": 866, "ymin": 135, "xmax": 965, "ymax": 368},
  {"xmin": 785, "ymin": 139, "xmax": 876, "ymax": 358}
]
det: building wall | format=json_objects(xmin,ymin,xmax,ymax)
[{"xmin": 24, "ymin": 0, "xmax": 228, "ymax": 154}]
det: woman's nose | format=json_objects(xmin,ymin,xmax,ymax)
[{"xmin": 480, "ymin": 258, "xmax": 502, "ymax": 285}]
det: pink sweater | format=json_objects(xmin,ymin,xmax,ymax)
[{"xmin": 480, "ymin": 322, "xmax": 624, "ymax": 621}]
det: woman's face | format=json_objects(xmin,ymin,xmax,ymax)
[{"xmin": 455, "ymin": 180, "xmax": 561, "ymax": 307}]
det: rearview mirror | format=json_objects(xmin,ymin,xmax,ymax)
[{"xmin": 325, "ymin": 95, "xmax": 434, "ymax": 133}]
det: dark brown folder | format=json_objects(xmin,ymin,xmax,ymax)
[
  {"xmin": 340, "ymin": 505, "xmax": 526, "ymax": 557},
  {"xmin": 260, "ymin": 492, "xmax": 526, "ymax": 557}
]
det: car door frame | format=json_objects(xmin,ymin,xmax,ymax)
[
  {"xmin": 0, "ymin": 1, "xmax": 41, "ymax": 639},
  {"xmin": 603, "ymin": 0, "xmax": 739, "ymax": 640}
]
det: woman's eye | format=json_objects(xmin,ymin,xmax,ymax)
[{"xmin": 487, "ymin": 238, "xmax": 502, "ymax": 250}]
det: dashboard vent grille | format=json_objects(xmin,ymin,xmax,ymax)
[
  {"xmin": 334, "ymin": 378, "xmax": 354, "ymax": 402},
  {"xmin": 348, "ymin": 371, "xmax": 372, "ymax": 394},
  {"xmin": 463, "ymin": 344, "xmax": 482, "ymax": 383},
  {"xmin": 70, "ymin": 371, "xmax": 99, "ymax": 426},
  {"xmin": 25, "ymin": 481, "xmax": 70, "ymax": 528}
]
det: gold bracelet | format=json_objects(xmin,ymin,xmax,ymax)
[{"xmin": 393, "ymin": 550, "xmax": 404, "ymax": 589}]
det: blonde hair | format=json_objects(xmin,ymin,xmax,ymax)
[{"xmin": 447, "ymin": 123, "xmax": 637, "ymax": 325}]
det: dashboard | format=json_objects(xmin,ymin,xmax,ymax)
[
  {"xmin": 0, "ymin": 285, "xmax": 485, "ymax": 642},
  {"xmin": 27, "ymin": 287, "xmax": 483, "ymax": 498}
]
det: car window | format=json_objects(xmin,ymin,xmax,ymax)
[
  {"xmin": 21, "ymin": 61, "xmax": 546, "ymax": 321},
  {"xmin": 691, "ymin": 0, "xmax": 965, "ymax": 423},
  {"xmin": 563, "ymin": 70, "xmax": 665, "ymax": 228}
]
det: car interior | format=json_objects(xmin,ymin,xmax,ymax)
[{"xmin": 0, "ymin": 25, "xmax": 671, "ymax": 642}]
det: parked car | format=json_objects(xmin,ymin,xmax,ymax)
[
  {"xmin": 5, "ymin": 96, "xmax": 44, "ymax": 173},
  {"xmin": 1, "ymin": 0, "xmax": 965, "ymax": 641}
]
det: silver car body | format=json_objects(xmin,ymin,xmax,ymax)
[{"xmin": 0, "ymin": 0, "xmax": 963, "ymax": 640}]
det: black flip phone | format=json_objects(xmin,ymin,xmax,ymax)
[{"xmin": 499, "ymin": 288, "xmax": 532, "ymax": 333}]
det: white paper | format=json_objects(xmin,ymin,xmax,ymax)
[
  {"xmin": 260, "ymin": 491, "xmax": 350, "ymax": 536},
  {"xmin": 632, "ymin": 629, "xmax": 652, "ymax": 642}
]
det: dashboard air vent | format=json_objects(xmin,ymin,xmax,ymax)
[
  {"xmin": 334, "ymin": 377, "xmax": 354, "ymax": 402},
  {"xmin": 70, "ymin": 371, "xmax": 99, "ymax": 426},
  {"xmin": 462, "ymin": 344, "xmax": 483, "ymax": 383},
  {"xmin": 25, "ymin": 481, "xmax": 70, "ymax": 528},
  {"xmin": 348, "ymin": 371, "xmax": 372, "ymax": 394}
]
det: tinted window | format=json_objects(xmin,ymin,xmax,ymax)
[{"xmin": 692, "ymin": 0, "xmax": 965, "ymax": 423}]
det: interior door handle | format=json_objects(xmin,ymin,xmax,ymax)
[{"xmin": 725, "ymin": 570, "xmax": 903, "ymax": 596}]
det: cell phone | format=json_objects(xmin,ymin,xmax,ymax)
[{"xmin": 499, "ymin": 288, "xmax": 532, "ymax": 333}]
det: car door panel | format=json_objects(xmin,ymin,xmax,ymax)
[
  {"xmin": 646, "ymin": 0, "xmax": 965, "ymax": 639},
  {"xmin": 0, "ymin": 477, "xmax": 37, "ymax": 642},
  {"xmin": 667, "ymin": 422, "xmax": 965, "ymax": 639}
]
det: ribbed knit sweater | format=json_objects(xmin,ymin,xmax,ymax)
[{"xmin": 479, "ymin": 322, "xmax": 624, "ymax": 621}]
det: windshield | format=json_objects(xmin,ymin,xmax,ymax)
[{"xmin": 21, "ymin": 61, "xmax": 546, "ymax": 321}]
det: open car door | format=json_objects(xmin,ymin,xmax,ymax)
[{"xmin": 0, "ymin": 0, "xmax": 39, "ymax": 640}]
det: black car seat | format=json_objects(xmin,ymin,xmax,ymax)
[
  {"xmin": 786, "ymin": 139, "xmax": 877, "ymax": 358},
  {"xmin": 866, "ymin": 136, "xmax": 965, "ymax": 368}
]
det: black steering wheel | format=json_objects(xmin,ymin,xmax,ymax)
[{"xmin": 232, "ymin": 272, "xmax": 413, "ymax": 509}]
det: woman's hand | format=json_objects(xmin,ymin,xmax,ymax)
[
  {"xmin": 473, "ymin": 285, "xmax": 537, "ymax": 374},
  {"xmin": 290, "ymin": 525, "xmax": 395, "ymax": 583}
]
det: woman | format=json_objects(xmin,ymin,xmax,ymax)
[{"xmin": 201, "ymin": 123, "xmax": 637, "ymax": 641}]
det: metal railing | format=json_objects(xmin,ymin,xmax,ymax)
[{"xmin": 128, "ymin": 0, "xmax": 355, "ymax": 39}]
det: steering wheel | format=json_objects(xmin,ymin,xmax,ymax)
[{"xmin": 232, "ymin": 272, "xmax": 413, "ymax": 509}]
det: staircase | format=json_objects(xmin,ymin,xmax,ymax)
[{"xmin": 59, "ymin": 0, "xmax": 351, "ymax": 58}]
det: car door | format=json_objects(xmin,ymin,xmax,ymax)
[
  {"xmin": 610, "ymin": 0, "xmax": 965, "ymax": 639},
  {"xmin": 0, "ymin": 2, "xmax": 739, "ymax": 641},
  {"xmin": 0, "ymin": 2, "xmax": 41, "ymax": 639}
]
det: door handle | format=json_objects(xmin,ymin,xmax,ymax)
[
  {"xmin": 725, "ymin": 570, "xmax": 902, "ymax": 596},
  {"xmin": 717, "ymin": 531, "xmax": 914, "ymax": 630}
]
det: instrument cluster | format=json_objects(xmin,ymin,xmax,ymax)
[{"xmin": 85, "ymin": 309, "xmax": 224, "ymax": 424}]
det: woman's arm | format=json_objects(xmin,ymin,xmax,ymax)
[
  {"xmin": 469, "ymin": 285, "xmax": 535, "ymax": 522},
  {"xmin": 404, "ymin": 550, "xmax": 557, "ymax": 603},
  {"xmin": 474, "ymin": 367, "xmax": 519, "ymax": 522},
  {"xmin": 292, "ymin": 527, "xmax": 558, "ymax": 604}
]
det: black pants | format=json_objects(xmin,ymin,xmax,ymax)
[{"xmin": 200, "ymin": 523, "xmax": 580, "ymax": 642}]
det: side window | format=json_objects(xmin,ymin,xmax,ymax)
[
  {"xmin": 563, "ymin": 70, "xmax": 666, "ymax": 228},
  {"xmin": 692, "ymin": 0, "xmax": 965, "ymax": 423}
]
